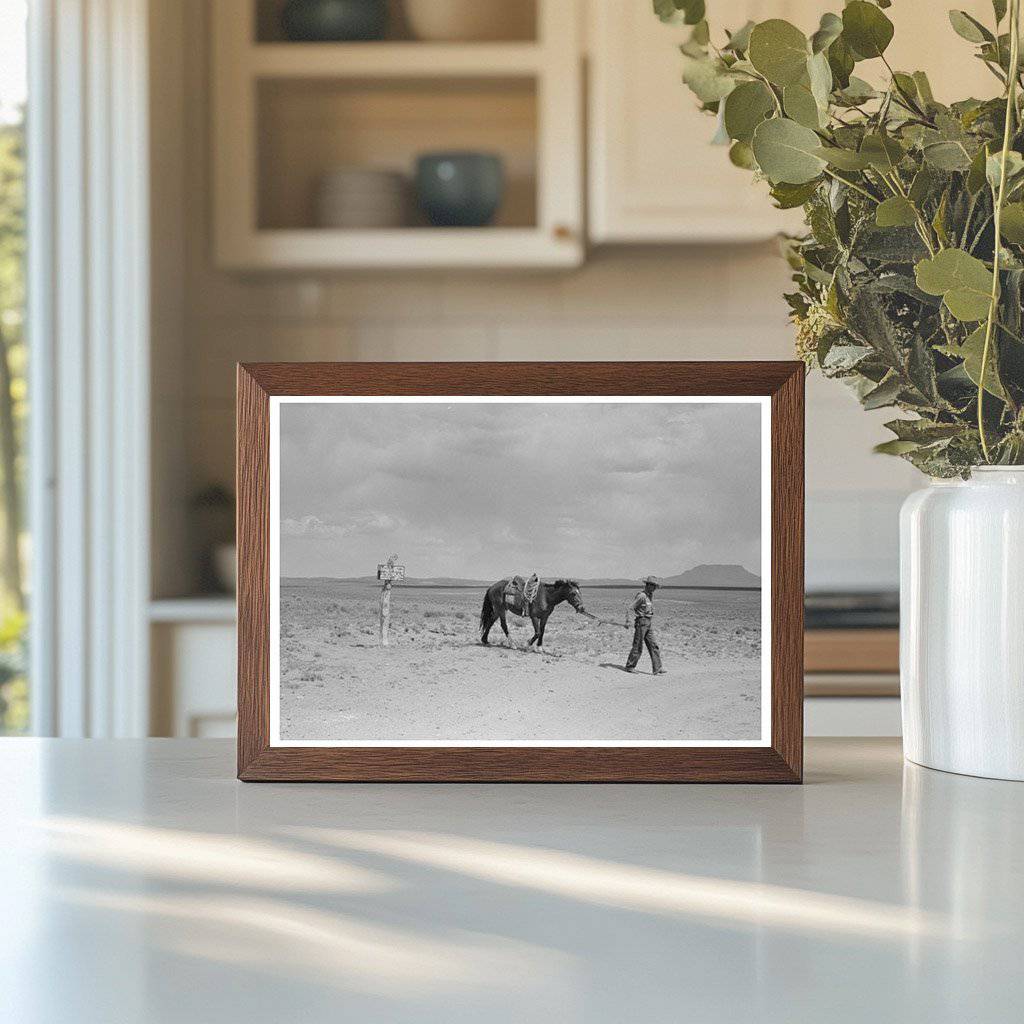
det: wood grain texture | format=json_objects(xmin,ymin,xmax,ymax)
[
  {"xmin": 236, "ymin": 366, "xmax": 270, "ymax": 777},
  {"xmin": 236, "ymin": 361, "xmax": 805, "ymax": 783},
  {"xmin": 770, "ymin": 366, "xmax": 804, "ymax": 782},
  {"xmin": 805, "ymin": 629, "xmax": 899, "ymax": 674}
]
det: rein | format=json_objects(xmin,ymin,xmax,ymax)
[{"xmin": 578, "ymin": 609, "xmax": 627, "ymax": 629}]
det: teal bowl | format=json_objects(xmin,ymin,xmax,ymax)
[
  {"xmin": 415, "ymin": 152, "xmax": 505, "ymax": 228},
  {"xmin": 281, "ymin": 0, "xmax": 387, "ymax": 42}
]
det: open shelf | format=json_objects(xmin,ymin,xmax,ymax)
[
  {"xmin": 249, "ymin": 42, "xmax": 544, "ymax": 77},
  {"xmin": 213, "ymin": 0, "xmax": 581, "ymax": 268},
  {"xmin": 257, "ymin": 76, "xmax": 537, "ymax": 232},
  {"xmin": 254, "ymin": 0, "xmax": 538, "ymax": 45},
  {"xmin": 222, "ymin": 227, "xmax": 578, "ymax": 269}
]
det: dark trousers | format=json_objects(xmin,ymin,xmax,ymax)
[{"xmin": 626, "ymin": 618, "xmax": 662, "ymax": 672}]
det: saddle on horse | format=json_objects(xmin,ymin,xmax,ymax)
[{"xmin": 503, "ymin": 573, "xmax": 540, "ymax": 616}]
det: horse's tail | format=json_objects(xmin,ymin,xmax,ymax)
[{"xmin": 479, "ymin": 589, "xmax": 493, "ymax": 635}]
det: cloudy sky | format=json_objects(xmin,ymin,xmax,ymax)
[{"xmin": 278, "ymin": 400, "xmax": 762, "ymax": 580}]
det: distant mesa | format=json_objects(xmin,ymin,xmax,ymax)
[
  {"xmin": 577, "ymin": 564, "xmax": 759, "ymax": 588},
  {"xmin": 659, "ymin": 564, "xmax": 761, "ymax": 588},
  {"xmin": 283, "ymin": 564, "xmax": 760, "ymax": 589}
]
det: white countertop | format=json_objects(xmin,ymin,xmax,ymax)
[{"xmin": 2, "ymin": 738, "xmax": 1021, "ymax": 1023}]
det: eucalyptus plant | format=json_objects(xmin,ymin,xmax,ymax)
[{"xmin": 659, "ymin": 0, "xmax": 1024, "ymax": 475}]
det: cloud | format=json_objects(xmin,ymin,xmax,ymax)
[
  {"xmin": 281, "ymin": 510, "xmax": 404, "ymax": 539},
  {"xmin": 278, "ymin": 401, "xmax": 761, "ymax": 579}
]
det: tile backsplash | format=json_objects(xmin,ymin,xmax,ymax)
[{"xmin": 174, "ymin": 247, "xmax": 917, "ymax": 593}]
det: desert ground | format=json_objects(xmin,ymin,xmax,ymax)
[{"xmin": 277, "ymin": 580, "xmax": 763, "ymax": 743}]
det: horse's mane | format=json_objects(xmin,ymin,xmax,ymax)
[{"xmin": 549, "ymin": 578, "xmax": 578, "ymax": 588}]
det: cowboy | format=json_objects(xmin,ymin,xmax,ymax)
[{"xmin": 625, "ymin": 575, "xmax": 666, "ymax": 674}]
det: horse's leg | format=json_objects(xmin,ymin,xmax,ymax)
[
  {"xmin": 481, "ymin": 602, "xmax": 495, "ymax": 644},
  {"xmin": 499, "ymin": 607, "xmax": 513, "ymax": 646},
  {"xmin": 527, "ymin": 613, "xmax": 540, "ymax": 646},
  {"xmin": 537, "ymin": 613, "xmax": 548, "ymax": 648}
]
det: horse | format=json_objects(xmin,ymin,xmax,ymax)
[{"xmin": 479, "ymin": 578, "xmax": 586, "ymax": 648}]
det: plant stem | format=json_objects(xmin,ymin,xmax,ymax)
[
  {"xmin": 880, "ymin": 54, "xmax": 930, "ymax": 120},
  {"xmin": 750, "ymin": 69, "xmax": 783, "ymax": 116},
  {"xmin": 821, "ymin": 167, "xmax": 879, "ymax": 203},
  {"xmin": 979, "ymin": 0, "xmax": 1021, "ymax": 463}
]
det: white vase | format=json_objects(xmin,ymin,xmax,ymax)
[{"xmin": 900, "ymin": 467, "xmax": 1024, "ymax": 780}]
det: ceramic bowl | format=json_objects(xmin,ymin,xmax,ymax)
[
  {"xmin": 315, "ymin": 168, "xmax": 409, "ymax": 228},
  {"xmin": 280, "ymin": 0, "xmax": 388, "ymax": 42},
  {"xmin": 414, "ymin": 152, "xmax": 505, "ymax": 227},
  {"xmin": 403, "ymin": 0, "xmax": 534, "ymax": 42}
]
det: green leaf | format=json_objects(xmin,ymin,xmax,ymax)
[
  {"xmin": 967, "ymin": 143, "xmax": 993, "ymax": 193},
  {"xmin": 770, "ymin": 179, "xmax": 820, "ymax": 209},
  {"xmin": 885, "ymin": 419, "xmax": 964, "ymax": 443},
  {"xmin": 653, "ymin": 0, "xmax": 677, "ymax": 23},
  {"xmin": 723, "ymin": 81, "xmax": 775, "ymax": 143},
  {"xmin": 810, "ymin": 12, "xmax": 843, "ymax": 54},
  {"xmin": 822, "ymin": 342, "xmax": 874, "ymax": 373},
  {"xmin": 654, "ymin": 0, "xmax": 705, "ymax": 25},
  {"xmin": 908, "ymin": 334, "xmax": 941, "ymax": 402},
  {"xmin": 862, "ymin": 375, "xmax": 902, "ymax": 409},
  {"xmin": 912, "ymin": 71, "xmax": 935, "ymax": 105},
  {"xmin": 958, "ymin": 324, "xmax": 1007, "ymax": 398},
  {"xmin": 807, "ymin": 51, "xmax": 833, "ymax": 110},
  {"xmin": 994, "ymin": 0, "xmax": 1008, "ymax": 24},
  {"xmin": 827, "ymin": 35, "xmax": 855, "ymax": 89},
  {"xmin": 724, "ymin": 20, "xmax": 755, "ymax": 53},
  {"xmin": 847, "ymin": 284, "xmax": 911, "ymax": 371},
  {"xmin": 748, "ymin": 19, "xmax": 810, "ymax": 87},
  {"xmin": 752, "ymin": 117, "xmax": 827, "ymax": 184},
  {"xmin": 710, "ymin": 108, "xmax": 730, "ymax": 145},
  {"xmin": 915, "ymin": 249, "xmax": 994, "ymax": 321},
  {"xmin": 986, "ymin": 150, "xmax": 1024, "ymax": 190},
  {"xmin": 856, "ymin": 226, "xmax": 929, "ymax": 263},
  {"xmin": 783, "ymin": 83, "xmax": 822, "ymax": 129},
  {"xmin": 909, "ymin": 165, "xmax": 936, "ymax": 205},
  {"xmin": 860, "ymin": 133, "xmax": 905, "ymax": 173},
  {"xmin": 836, "ymin": 75, "xmax": 877, "ymax": 104},
  {"xmin": 688, "ymin": 20, "xmax": 710, "ymax": 47},
  {"xmin": 932, "ymin": 190, "xmax": 950, "ymax": 247},
  {"xmin": 814, "ymin": 146, "xmax": 872, "ymax": 170},
  {"xmin": 875, "ymin": 196, "xmax": 918, "ymax": 228},
  {"xmin": 681, "ymin": 0, "xmax": 705, "ymax": 25},
  {"xmin": 681, "ymin": 55, "xmax": 737, "ymax": 103},
  {"xmin": 923, "ymin": 141, "xmax": 972, "ymax": 171},
  {"xmin": 1000, "ymin": 202, "xmax": 1024, "ymax": 242},
  {"xmin": 874, "ymin": 439, "xmax": 922, "ymax": 455},
  {"xmin": 842, "ymin": 1, "xmax": 894, "ymax": 60},
  {"xmin": 892, "ymin": 72, "xmax": 919, "ymax": 102},
  {"xmin": 948, "ymin": 10, "xmax": 993, "ymax": 44},
  {"xmin": 728, "ymin": 140, "xmax": 758, "ymax": 169}
]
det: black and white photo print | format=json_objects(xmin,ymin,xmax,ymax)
[{"xmin": 269, "ymin": 396, "xmax": 769, "ymax": 747}]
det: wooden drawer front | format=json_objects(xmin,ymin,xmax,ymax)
[{"xmin": 804, "ymin": 629, "xmax": 899, "ymax": 674}]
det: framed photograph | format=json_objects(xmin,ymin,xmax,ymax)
[{"xmin": 237, "ymin": 362, "xmax": 804, "ymax": 782}]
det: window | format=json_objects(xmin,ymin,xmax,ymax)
[{"xmin": 0, "ymin": 0, "xmax": 28, "ymax": 734}]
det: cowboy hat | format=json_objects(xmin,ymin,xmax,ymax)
[{"xmin": 642, "ymin": 575, "xmax": 661, "ymax": 587}]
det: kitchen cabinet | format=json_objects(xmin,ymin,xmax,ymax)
[
  {"xmin": 212, "ymin": 0, "xmax": 583, "ymax": 269},
  {"xmin": 587, "ymin": 1, "xmax": 812, "ymax": 243},
  {"xmin": 587, "ymin": 0, "xmax": 999, "ymax": 244}
]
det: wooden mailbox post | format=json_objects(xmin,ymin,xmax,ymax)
[{"xmin": 376, "ymin": 553, "xmax": 405, "ymax": 646}]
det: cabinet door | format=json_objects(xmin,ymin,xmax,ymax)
[
  {"xmin": 588, "ymin": 1, "xmax": 814, "ymax": 243},
  {"xmin": 588, "ymin": 0, "xmax": 998, "ymax": 244}
]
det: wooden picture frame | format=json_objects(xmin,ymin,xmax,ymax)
[{"xmin": 237, "ymin": 362, "xmax": 804, "ymax": 782}]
